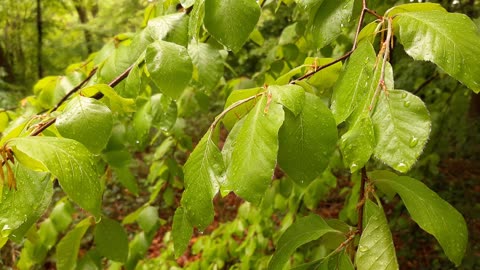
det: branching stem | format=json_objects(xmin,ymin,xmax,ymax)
[
  {"xmin": 209, "ymin": 92, "xmax": 265, "ymax": 132},
  {"xmin": 369, "ymin": 17, "xmax": 393, "ymax": 111},
  {"xmin": 357, "ymin": 167, "xmax": 368, "ymax": 235},
  {"xmin": 29, "ymin": 63, "xmax": 135, "ymax": 136},
  {"xmin": 50, "ymin": 67, "xmax": 98, "ymax": 113},
  {"xmin": 292, "ymin": 0, "xmax": 382, "ymax": 83}
]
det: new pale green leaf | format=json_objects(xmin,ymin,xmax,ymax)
[
  {"xmin": 9, "ymin": 137, "xmax": 102, "ymax": 216},
  {"xmin": 394, "ymin": 10, "xmax": 480, "ymax": 93},
  {"xmin": 94, "ymin": 218, "xmax": 128, "ymax": 262},
  {"xmin": 369, "ymin": 171, "xmax": 468, "ymax": 266},
  {"xmin": 182, "ymin": 129, "xmax": 224, "ymax": 229},
  {"xmin": 278, "ymin": 93, "xmax": 337, "ymax": 186},
  {"xmin": 331, "ymin": 41, "xmax": 377, "ymax": 124},
  {"xmin": 56, "ymin": 96, "xmax": 113, "ymax": 154},
  {"xmin": 355, "ymin": 200, "xmax": 399, "ymax": 270},
  {"xmin": 372, "ymin": 90, "xmax": 431, "ymax": 173},
  {"xmin": 204, "ymin": 0, "xmax": 260, "ymax": 52},
  {"xmin": 145, "ymin": 40, "xmax": 193, "ymax": 99},
  {"xmin": 224, "ymin": 95, "xmax": 284, "ymax": 204},
  {"xmin": 268, "ymin": 214, "xmax": 338, "ymax": 270}
]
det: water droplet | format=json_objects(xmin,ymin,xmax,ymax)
[
  {"xmin": 95, "ymin": 216, "xmax": 102, "ymax": 223},
  {"xmin": 358, "ymin": 245, "xmax": 368, "ymax": 252},
  {"xmin": 1, "ymin": 224, "xmax": 12, "ymax": 237},
  {"xmin": 135, "ymin": 140, "xmax": 140, "ymax": 144},
  {"xmin": 401, "ymin": 93, "xmax": 407, "ymax": 99},
  {"xmin": 340, "ymin": 23, "xmax": 344, "ymax": 28},
  {"xmin": 350, "ymin": 163, "xmax": 358, "ymax": 172},
  {"xmin": 395, "ymin": 162, "xmax": 408, "ymax": 173},
  {"xmin": 409, "ymin": 137, "xmax": 418, "ymax": 147},
  {"xmin": 404, "ymin": 101, "xmax": 411, "ymax": 107}
]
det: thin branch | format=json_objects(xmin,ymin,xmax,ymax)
[
  {"xmin": 369, "ymin": 17, "xmax": 393, "ymax": 111},
  {"xmin": 209, "ymin": 92, "xmax": 265, "ymax": 131},
  {"xmin": 29, "ymin": 64, "xmax": 135, "ymax": 136},
  {"xmin": 0, "ymin": 107, "xmax": 17, "ymax": 113},
  {"xmin": 357, "ymin": 167, "xmax": 368, "ymax": 235},
  {"xmin": 291, "ymin": 52, "xmax": 353, "ymax": 83},
  {"xmin": 413, "ymin": 73, "xmax": 439, "ymax": 95},
  {"xmin": 91, "ymin": 63, "xmax": 135, "ymax": 99},
  {"xmin": 292, "ymin": 0, "xmax": 382, "ymax": 83},
  {"xmin": 50, "ymin": 67, "xmax": 98, "ymax": 113}
]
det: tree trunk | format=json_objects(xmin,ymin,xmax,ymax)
[
  {"xmin": 0, "ymin": 45, "xmax": 15, "ymax": 83},
  {"xmin": 36, "ymin": 0, "xmax": 43, "ymax": 78},
  {"xmin": 73, "ymin": 0, "xmax": 94, "ymax": 55}
]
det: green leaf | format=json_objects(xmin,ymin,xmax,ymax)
[
  {"xmin": 386, "ymin": 3, "xmax": 446, "ymax": 17},
  {"xmin": 188, "ymin": 42, "xmax": 224, "ymax": 94},
  {"xmin": 372, "ymin": 90, "xmax": 431, "ymax": 173},
  {"xmin": 145, "ymin": 40, "xmax": 193, "ymax": 99},
  {"xmin": 132, "ymin": 99, "xmax": 152, "ymax": 149},
  {"xmin": 189, "ymin": 0, "xmax": 205, "ymax": 40},
  {"xmin": 172, "ymin": 207, "xmax": 193, "ymax": 258},
  {"xmin": 331, "ymin": 41, "xmax": 377, "ymax": 124},
  {"xmin": 269, "ymin": 85, "xmax": 305, "ymax": 116},
  {"xmin": 278, "ymin": 93, "xmax": 337, "ymax": 186},
  {"xmin": 268, "ymin": 214, "xmax": 338, "ymax": 270},
  {"xmin": 224, "ymin": 95, "xmax": 284, "ymax": 204},
  {"xmin": 309, "ymin": 0, "xmax": 354, "ymax": 49},
  {"xmin": 56, "ymin": 96, "xmax": 113, "ymax": 154},
  {"xmin": 0, "ymin": 164, "xmax": 52, "ymax": 240},
  {"xmin": 295, "ymin": 0, "xmax": 324, "ymax": 10},
  {"xmin": 9, "ymin": 137, "xmax": 102, "ymax": 216},
  {"xmin": 394, "ymin": 10, "xmax": 480, "ymax": 93},
  {"xmin": 182, "ymin": 129, "xmax": 224, "ymax": 229},
  {"xmin": 150, "ymin": 94, "xmax": 177, "ymax": 132},
  {"xmin": 146, "ymin": 13, "xmax": 189, "ymax": 46},
  {"xmin": 94, "ymin": 218, "xmax": 128, "ymax": 262},
  {"xmin": 355, "ymin": 200, "xmax": 399, "ymax": 270},
  {"xmin": 137, "ymin": 206, "xmax": 159, "ymax": 233},
  {"xmin": 368, "ymin": 171, "xmax": 468, "ymax": 266},
  {"xmin": 340, "ymin": 115, "xmax": 375, "ymax": 172},
  {"xmin": 204, "ymin": 0, "xmax": 261, "ymax": 52},
  {"xmin": 56, "ymin": 218, "xmax": 92, "ymax": 270},
  {"xmin": 222, "ymin": 87, "xmax": 264, "ymax": 130}
]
